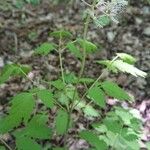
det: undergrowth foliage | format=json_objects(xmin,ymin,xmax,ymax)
[{"xmin": 0, "ymin": 0, "xmax": 148, "ymax": 150}]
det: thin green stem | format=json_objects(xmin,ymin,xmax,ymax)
[
  {"xmin": 70, "ymin": 0, "xmax": 97, "ymax": 111},
  {"xmin": 58, "ymin": 35, "xmax": 65, "ymax": 84},
  {"xmin": 0, "ymin": 138, "xmax": 13, "ymax": 150},
  {"xmin": 72, "ymin": 55, "xmax": 119, "ymax": 109},
  {"xmin": 19, "ymin": 68, "xmax": 66, "ymax": 111}
]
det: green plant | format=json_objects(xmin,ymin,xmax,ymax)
[{"xmin": 0, "ymin": 0, "xmax": 148, "ymax": 150}]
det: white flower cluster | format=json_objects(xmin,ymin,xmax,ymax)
[{"xmin": 96, "ymin": 0, "xmax": 128, "ymax": 24}]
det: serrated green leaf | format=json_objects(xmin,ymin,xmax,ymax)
[
  {"xmin": 67, "ymin": 42, "xmax": 82, "ymax": 59},
  {"xmin": 0, "ymin": 64, "xmax": 15, "ymax": 84},
  {"xmin": 113, "ymin": 60, "xmax": 147, "ymax": 78},
  {"xmin": 96, "ymin": 60, "xmax": 118, "ymax": 73},
  {"xmin": 87, "ymin": 86, "xmax": 106, "ymax": 108},
  {"xmin": 50, "ymin": 30, "xmax": 72, "ymax": 38},
  {"xmin": 101, "ymin": 81, "xmax": 131, "ymax": 101},
  {"xmin": 77, "ymin": 39, "xmax": 97, "ymax": 53},
  {"xmin": 103, "ymin": 119, "xmax": 122, "ymax": 133},
  {"xmin": 83, "ymin": 105, "xmax": 99, "ymax": 117},
  {"xmin": 116, "ymin": 53, "xmax": 136, "ymax": 64},
  {"xmin": 55, "ymin": 109, "xmax": 69, "ymax": 135},
  {"xmin": 16, "ymin": 136, "xmax": 42, "ymax": 150},
  {"xmin": 10, "ymin": 93, "xmax": 35, "ymax": 123},
  {"xmin": 0, "ymin": 64, "xmax": 31, "ymax": 84},
  {"xmin": 94, "ymin": 15, "xmax": 110, "ymax": 27},
  {"xmin": 21, "ymin": 114, "xmax": 52, "ymax": 139},
  {"xmin": 79, "ymin": 130, "xmax": 107, "ymax": 150},
  {"xmin": 74, "ymin": 101, "xmax": 99, "ymax": 117},
  {"xmin": 0, "ymin": 92, "xmax": 35, "ymax": 133},
  {"xmin": 37, "ymin": 89, "xmax": 54, "ymax": 108},
  {"xmin": 35, "ymin": 43, "xmax": 55, "ymax": 55},
  {"xmin": 64, "ymin": 73, "xmax": 77, "ymax": 84},
  {"xmin": 51, "ymin": 79, "xmax": 65, "ymax": 90}
]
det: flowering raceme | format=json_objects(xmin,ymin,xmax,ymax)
[{"xmin": 88, "ymin": 0, "xmax": 128, "ymax": 27}]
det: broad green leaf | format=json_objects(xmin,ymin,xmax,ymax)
[
  {"xmin": 87, "ymin": 86, "xmax": 106, "ymax": 108},
  {"xmin": 74, "ymin": 101, "xmax": 99, "ymax": 117},
  {"xmin": 50, "ymin": 30, "xmax": 72, "ymax": 38},
  {"xmin": 55, "ymin": 109, "xmax": 69, "ymax": 135},
  {"xmin": 10, "ymin": 93, "xmax": 35, "ymax": 123},
  {"xmin": 56, "ymin": 91, "xmax": 69, "ymax": 106},
  {"xmin": 101, "ymin": 81, "xmax": 131, "ymax": 101},
  {"xmin": 64, "ymin": 73, "xmax": 77, "ymax": 84},
  {"xmin": 103, "ymin": 119, "xmax": 122, "ymax": 133},
  {"xmin": 116, "ymin": 53, "xmax": 136, "ymax": 64},
  {"xmin": 79, "ymin": 130, "xmax": 107, "ymax": 150},
  {"xmin": 0, "ymin": 64, "xmax": 31, "ymax": 84},
  {"xmin": 83, "ymin": 105, "xmax": 99, "ymax": 117},
  {"xmin": 65, "ymin": 85, "xmax": 78, "ymax": 101},
  {"xmin": 16, "ymin": 136, "xmax": 42, "ymax": 150},
  {"xmin": 77, "ymin": 39, "xmax": 97, "ymax": 53},
  {"xmin": 94, "ymin": 15, "xmax": 110, "ymax": 27},
  {"xmin": 115, "ymin": 107, "xmax": 134, "ymax": 125},
  {"xmin": 67, "ymin": 42, "xmax": 82, "ymax": 59},
  {"xmin": 0, "ymin": 92, "xmax": 35, "ymax": 133},
  {"xmin": 0, "ymin": 64, "xmax": 15, "ymax": 84},
  {"xmin": 51, "ymin": 79, "xmax": 65, "ymax": 90},
  {"xmin": 34, "ymin": 43, "xmax": 55, "ymax": 55},
  {"xmin": 21, "ymin": 114, "xmax": 52, "ymax": 139},
  {"xmin": 37, "ymin": 89, "xmax": 54, "ymax": 108}
]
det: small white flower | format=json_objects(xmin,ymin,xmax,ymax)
[{"xmin": 96, "ymin": 0, "xmax": 128, "ymax": 25}]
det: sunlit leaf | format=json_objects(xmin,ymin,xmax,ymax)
[{"xmin": 116, "ymin": 53, "xmax": 136, "ymax": 64}]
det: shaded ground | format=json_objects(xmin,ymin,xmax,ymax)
[{"xmin": 0, "ymin": 0, "xmax": 150, "ymax": 149}]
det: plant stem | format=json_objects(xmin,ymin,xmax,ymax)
[
  {"xmin": 70, "ymin": 0, "xmax": 97, "ymax": 111},
  {"xmin": 58, "ymin": 35, "xmax": 65, "ymax": 84},
  {"xmin": 72, "ymin": 56, "xmax": 119, "ymax": 109},
  {"xmin": 19, "ymin": 68, "xmax": 66, "ymax": 111},
  {"xmin": 0, "ymin": 138, "xmax": 13, "ymax": 150}
]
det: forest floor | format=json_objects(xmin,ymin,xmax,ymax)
[{"xmin": 0, "ymin": 0, "xmax": 150, "ymax": 149}]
